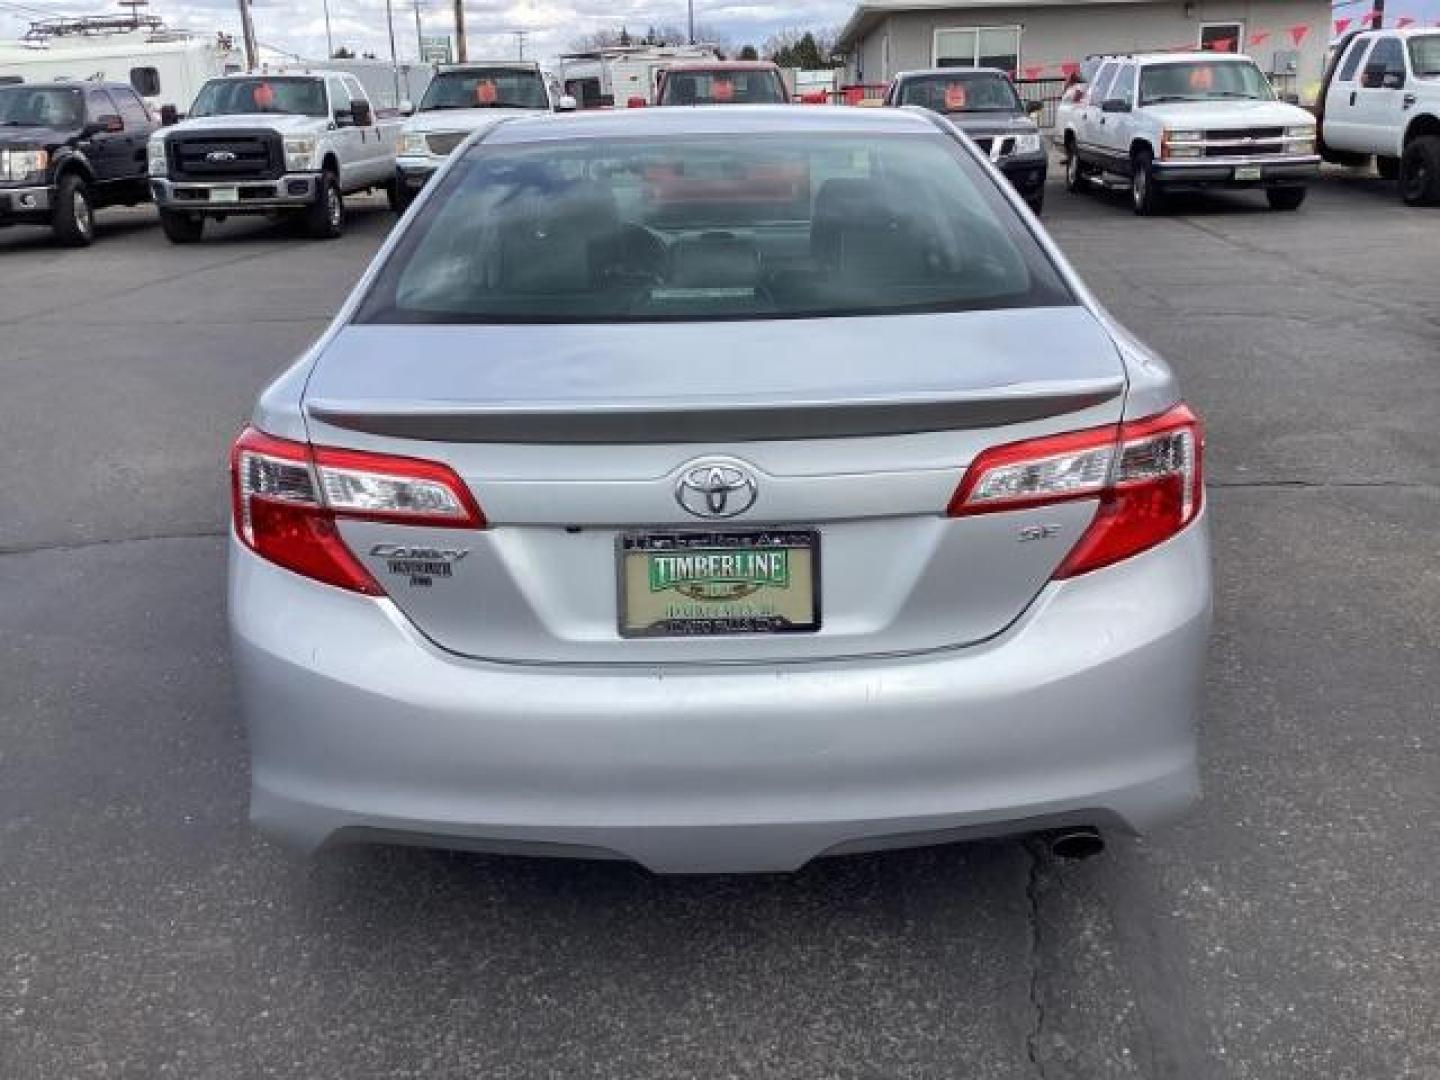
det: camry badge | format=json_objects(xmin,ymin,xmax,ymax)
[
  {"xmin": 206, "ymin": 150, "xmax": 237, "ymax": 162},
  {"xmin": 675, "ymin": 461, "xmax": 759, "ymax": 519}
]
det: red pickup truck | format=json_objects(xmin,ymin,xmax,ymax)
[{"xmin": 655, "ymin": 61, "xmax": 791, "ymax": 105}]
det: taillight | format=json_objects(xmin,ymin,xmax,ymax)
[
  {"xmin": 948, "ymin": 404, "xmax": 1203, "ymax": 577},
  {"xmin": 229, "ymin": 427, "xmax": 484, "ymax": 594}
]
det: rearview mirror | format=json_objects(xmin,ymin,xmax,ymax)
[{"xmin": 1100, "ymin": 97, "xmax": 1131, "ymax": 113}]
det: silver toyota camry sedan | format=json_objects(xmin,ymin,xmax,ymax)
[{"xmin": 229, "ymin": 105, "xmax": 1210, "ymax": 873}]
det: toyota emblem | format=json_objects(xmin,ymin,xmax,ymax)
[{"xmin": 675, "ymin": 461, "xmax": 759, "ymax": 519}]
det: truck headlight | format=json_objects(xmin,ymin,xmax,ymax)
[
  {"xmin": 1163, "ymin": 129, "xmax": 1204, "ymax": 159},
  {"xmin": 1286, "ymin": 125, "xmax": 1316, "ymax": 154},
  {"xmin": 283, "ymin": 136, "xmax": 317, "ymax": 172},
  {"xmin": 147, "ymin": 137, "xmax": 167, "ymax": 177},
  {"xmin": 399, "ymin": 132, "xmax": 431, "ymax": 157},
  {"xmin": 0, "ymin": 148, "xmax": 49, "ymax": 182},
  {"xmin": 1011, "ymin": 132, "xmax": 1042, "ymax": 155}
]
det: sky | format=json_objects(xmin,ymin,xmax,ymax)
[{"xmin": 0, "ymin": 0, "xmax": 849, "ymax": 65}]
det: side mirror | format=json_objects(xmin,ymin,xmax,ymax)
[
  {"xmin": 399, "ymin": 99, "xmax": 415, "ymax": 116},
  {"xmin": 159, "ymin": 103, "xmax": 180, "ymax": 126},
  {"xmin": 557, "ymin": 94, "xmax": 579, "ymax": 112},
  {"xmin": 350, "ymin": 100, "xmax": 373, "ymax": 126},
  {"xmin": 1100, "ymin": 97, "xmax": 1131, "ymax": 113},
  {"xmin": 1026, "ymin": 99, "xmax": 1043, "ymax": 115}
]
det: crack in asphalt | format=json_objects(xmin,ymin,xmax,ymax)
[
  {"xmin": 1210, "ymin": 478, "xmax": 1436, "ymax": 489},
  {"xmin": 1024, "ymin": 844, "xmax": 1049, "ymax": 1079},
  {"xmin": 0, "ymin": 529, "xmax": 225, "ymax": 558}
]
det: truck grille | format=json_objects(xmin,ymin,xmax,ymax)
[
  {"xmin": 425, "ymin": 132, "xmax": 467, "ymax": 157},
  {"xmin": 1202, "ymin": 127, "xmax": 1286, "ymax": 158},
  {"xmin": 168, "ymin": 130, "xmax": 284, "ymax": 182}
]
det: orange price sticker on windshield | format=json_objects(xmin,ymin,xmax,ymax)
[
  {"xmin": 712, "ymin": 78, "xmax": 735, "ymax": 102},
  {"xmin": 944, "ymin": 83, "xmax": 968, "ymax": 109},
  {"xmin": 475, "ymin": 80, "xmax": 498, "ymax": 105}
]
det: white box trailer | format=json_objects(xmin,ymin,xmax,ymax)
[
  {"xmin": 0, "ymin": 20, "xmax": 240, "ymax": 115},
  {"xmin": 559, "ymin": 45, "xmax": 719, "ymax": 108}
]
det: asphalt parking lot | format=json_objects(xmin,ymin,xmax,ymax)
[{"xmin": 2, "ymin": 168, "xmax": 1437, "ymax": 1079}]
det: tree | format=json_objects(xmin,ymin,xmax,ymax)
[
  {"xmin": 331, "ymin": 45, "xmax": 355, "ymax": 59},
  {"xmin": 765, "ymin": 27, "xmax": 841, "ymax": 68},
  {"xmin": 738, "ymin": 45, "xmax": 758, "ymax": 61}
]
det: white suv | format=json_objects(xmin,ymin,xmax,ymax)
[{"xmin": 1063, "ymin": 52, "xmax": 1320, "ymax": 214}]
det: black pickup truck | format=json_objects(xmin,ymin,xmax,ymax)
[{"xmin": 0, "ymin": 81, "xmax": 156, "ymax": 246}]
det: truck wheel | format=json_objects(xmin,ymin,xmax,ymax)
[
  {"xmin": 1376, "ymin": 156, "xmax": 1400, "ymax": 181},
  {"xmin": 159, "ymin": 210, "xmax": 205, "ymax": 244},
  {"xmin": 304, "ymin": 172, "xmax": 345, "ymax": 239},
  {"xmin": 1266, "ymin": 187, "xmax": 1307, "ymax": 211},
  {"xmin": 1130, "ymin": 149, "xmax": 1163, "ymax": 216},
  {"xmin": 1399, "ymin": 136, "xmax": 1440, "ymax": 206},
  {"xmin": 386, "ymin": 178, "xmax": 412, "ymax": 215},
  {"xmin": 52, "ymin": 173, "xmax": 95, "ymax": 247},
  {"xmin": 1064, "ymin": 138, "xmax": 1089, "ymax": 193}
]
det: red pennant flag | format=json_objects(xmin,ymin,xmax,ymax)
[
  {"xmin": 1289, "ymin": 24, "xmax": 1310, "ymax": 45},
  {"xmin": 1249, "ymin": 30, "xmax": 1272, "ymax": 46},
  {"xmin": 1334, "ymin": 17, "xmax": 1351, "ymax": 34},
  {"xmin": 1210, "ymin": 36, "xmax": 1236, "ymax": 52},
  {"xmin": 1396, "ymin": 15, "xmax": 1414, "ymax": 27},
  {"xmin": 1023, "ymin": 66, "xmax": 1044, "ymax": 80},
  {"xmin": 1060, "ymin": 61, "xmax": 1080, "ymax": 79}
]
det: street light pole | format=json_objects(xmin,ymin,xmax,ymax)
[
  {"xmin": 413, "ymin": 0, "xmax": 423, "ymax": 62},
  {"xmin": 687, "ymin": 0, "xmax": 694, "ymax": 44},
  {"xmin": 453, "ymin": 0, "xmax": 467, "ymax": 61},
  {"xmin": 237, "ymin": 0, "xmax": 258, "ymax": 70},
  {"xmin": 322, "ymin": 0, "xmax": 334, "ymax": 58},
  {"xmin": 385, "ymin": 0, "xmax": 401, "ymax": 108}
]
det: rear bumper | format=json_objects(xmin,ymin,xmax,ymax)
[
  {"xmin": 0, "ymin": 183, "xmax": 54, "ymax": 223},
  {"xmin": 1153, "ymin": 155, "xmax": 1320, "ymax": 189},
  {"xmin": 151, "ymin": 174, "xmax": 320, "ymax": 213},
  {"xmin": 231, "ymin": 515, "xmax": 1211, "ymax": 873}
]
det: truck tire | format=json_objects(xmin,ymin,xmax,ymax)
[
  {"xmin": 304, "ymin": 171, "xmax": 345, "ymax": 239},
  {"xmin": 1266, "ymin": 187, "xmax": 1307, "ymax": 211},
  {"xmin": 51, "ymin": 173, "xmax": 96, "ymax": 247},
  {"xmin": 1064, "ymin": 137, "xmax": 1089, "ymax": 193},
  {"xmin": 1130, "ymin": 148, "xmax": 1163, "ymax": 216},
  {"xmin": 159, "ymin": 210, "xmax": 205, "ymax": 244},
  {"xmin": 387, "ymin": 177, "xmax": 412, "ymax": 215},
  {"xmin": 1376, "ymin": 156, "xmax": 1400, "ymax": 181},
  {"xmin": 1399, "ymin": 135, "xmax": 1440, "ymax": 206}
]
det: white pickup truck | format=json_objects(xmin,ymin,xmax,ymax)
[
  {"xmin": 1063, "ymin": 52, "xmax": 1320, "ymax": 214},
  {"xmin": 148, "ymin": 71, "xmax": 402, "ymax": 242},
  {"xmin": 1315, "ymin": 29, "xmax": 1440, "ymax": 205},
  {"xmin": 393, "ymin": 62, "xmax": 574, "ymax": 211}
]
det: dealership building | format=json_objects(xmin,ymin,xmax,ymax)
[{"xmin": 835, "ymin": 0, "xmax": 1333, "ymax": 102}]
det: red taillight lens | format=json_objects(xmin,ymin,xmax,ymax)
[
  {"xmin": 949, "ymin": 404, "xmax": 1203, "ymax": 577},
  {"xmin": 229, "ymin": 427, "xmax": 483, "ymax": 594}
]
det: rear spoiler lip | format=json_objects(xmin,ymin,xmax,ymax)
[{"xmin": 305, "ymin": 379, "xmax": 1126, "ymax": 444}]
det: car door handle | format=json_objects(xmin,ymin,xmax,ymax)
[
  {"xmin": 1403, "ymin": 93, "xmax": 1417, "ymax": 109},
  {"xmin": 1349, "ymin": 91, "xmax": 1357, "ymax": 106}
]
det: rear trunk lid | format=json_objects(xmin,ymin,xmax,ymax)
[{"xmin": 302, "ymin": 307, "xmax": 1126, "ymax": 663}]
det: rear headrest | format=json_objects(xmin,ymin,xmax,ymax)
[
  {"xmin": 811, "ymin": 177, "xmax": 930, "ymax": 282},
  {"xmin": 497, "ymin": 181, "xmax": 621, "ymax": 293}
]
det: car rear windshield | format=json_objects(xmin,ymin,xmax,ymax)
[
  {"xmin": 659, "ymin": 70, "xmax": 787, "ymax": 105},
  {"xmin": 355, "ymin": 133, "xmax": 1073, "ymax": 325},
  {"xmin": 1410, "ymin": 35, "xmax": 1440, "ymax": 77},
  {"xmin": 190, "ymin": 77, "xmax": 327, "ymax": 118},
  {"xmin": 420, "ymin": 69, "xmax": 547, "ymax": 110},
  {"xmin": 0, "ymin": 86, "xmax": 83, "ymax": 129},
  {"xmin": 1139, "ymin": 60, "xmax": 1275, "ymax": 105},
  {"xmin": 897, "ymin": 73, "xmax": 1021, "ymax": 113}
]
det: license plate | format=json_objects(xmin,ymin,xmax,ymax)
[
  {"xmin": 210, "ymin": 186, "xmax": 238, "ymax": 203},
  {"xmin": 619, "ymin": 530, "xmax": 820, "ymax": 638},
  {"xmin": 1234, "ymin": 166, "xmax": 1262, "ymax": 181}
]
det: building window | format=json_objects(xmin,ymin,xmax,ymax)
[
  {"xmin": 934, "ymin": 26, "xmax": 1021, "ymax": 74},
  {"xmin": 1199, "ymin": 23, "xmax": 1243, "ymax": 53}
]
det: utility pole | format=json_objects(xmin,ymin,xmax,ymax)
[
  {"xmin": 322, "ymin": 0, "xmax": 334, "ymax": 58},
  {"xmin": 687, "ymin": 0, "xmax": 694, "ymax": 44},
  {"xmin": 236, "ymin": 0, "xmax": 258, "ymax": 70},
  {"xmin": 385, "ymin": 0, "xmax": 401, "ymax": 109},
  {"xmin": 413, "ymin": 0, "xmax": 423, "ymax": 62},
  {"xmin": 453, "ymin": 0, "xmax": 467, "ymax": 61},
  {"xmin": 513, "ymin": 29, "xmax": 527, "ymax": 59},
  {"xmin": 1371, "ymin": 0, "xmax": 1385, "ymax": 30}
]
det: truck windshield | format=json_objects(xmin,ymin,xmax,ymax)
[
  {"xmin": 355, "ymin": 133, "xmax": 1072, "ymax": 325},
  {"xmin": 189, "ymin": 78, "xmax": 328, "ymax": 118},
  {"xmin": 1410, "ymin": 35, "xmax": 1440, "ymax": 76},
  {"xmin": 896, "ymin": 73, "xmax": 1022, "ymax": 113},
  {"xmin": 420, "ymin": 70, "xmax": 547, "ymax": 110},
  {"xmin": 1140, "ymin": 60, "xmax": 1275, "ymax": 104},
  {"xmin": 659, "ymin": 70, "xmax": 788, "ymax": 105},
  {"xmin": 0, "ymin": 87, "xmax": 83, "ymax": 129}
]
